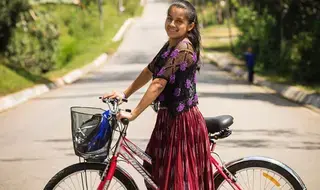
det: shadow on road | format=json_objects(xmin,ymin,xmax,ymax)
[
  {"xmin": 0, "ymin": 157, "xmax": 44, "ymax": 162},
  {"xmin": 198, "ymin": 92, "xmax": 299, "ymax": 107},
  {"xmin": 218, "ymin": 129, "xmax": 320, "ymax": 150}
]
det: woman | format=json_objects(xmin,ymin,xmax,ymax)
[{"xmin": 103, "ymin": 0, "xmax": 214, "ymax": 189}]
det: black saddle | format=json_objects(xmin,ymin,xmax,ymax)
[{"xmin": 205, "ymin": 115, "xmax": 234, "ymax": 134}]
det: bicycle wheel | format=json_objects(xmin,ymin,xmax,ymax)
[
  {"xmin": 44, "ymin": 163, "xmax": 138, "ymax": 190},
  {"xmin": 214, "ymin": 159, "xmax": 305, "ymax": 190}
]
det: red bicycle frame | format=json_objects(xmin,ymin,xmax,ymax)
[{"xmin": 97, "ymin": 121, "xmax": 242, "ymax": 190}]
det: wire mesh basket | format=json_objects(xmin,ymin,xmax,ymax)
[{"xmin": 70, "ymin": 107, "xmax": 114, "ymax": 159}]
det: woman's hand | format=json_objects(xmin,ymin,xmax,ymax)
[
  {"xmin": 102, "ymin": 91, "xmax": 126, "ymax": 100},
  {"xmin": 116, "ymin": 111, "xmax": 137, "ymax": 122}
]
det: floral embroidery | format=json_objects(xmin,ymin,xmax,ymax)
[
  {"xmin": 157, "ymin": 67, "xmax": 165, "ymax": 76},
  {"xmin": 177, "ymin": 103, "xmax": 185, "ymax": 112},
  {"xmin": 174, "ymin": 88, "xmax": 181, "ymax": 97},
  {"xmin": 194, "ymin": 94, "xmax": 198, "ymax": 102},
  {"xmin": 170, "ymin": 49, "xmax": 179, "ymax": 58},
  {"xmin": 152, "ymin": 42, "xmax": 200, "ymax": 115},
  {"xmin": 180, "ymin": 61, "xmax": 187, "ymax": 71},
  {"xmin": 161, "ymin": 50, "xmax": 170, "ymax": 59},
  {"xmin": 192, "ymin": 52, "xmax": 197, "ymax": 62},
  {"xmin": 185, "ymin": 79, "xmax": 192, "ymax": 89},
  {"xmin": 169, "ymin": 74, "xmax": 176, "ymax": 84},
  {"xmin": 159, "ymin": 94, "xmax": 165, "ymax": 101}
]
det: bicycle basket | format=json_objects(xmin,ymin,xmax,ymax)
[{"xmin": 70, "ymin": 107, "xmax": 114, "ymax": 158}]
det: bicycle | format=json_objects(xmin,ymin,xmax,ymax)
[{"xmin": 44, "ymin": 98, "xmax": 307, "ymax": 190}]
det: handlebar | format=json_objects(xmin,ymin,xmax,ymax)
[
  {"xmin": 98, "ymin": 97, "xmax": 131, "ymax": 125},
  {"xmin": 99, "ymin": 96, "xmax": 128, "ymax": 103}
]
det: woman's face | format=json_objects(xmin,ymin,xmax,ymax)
[{"xmin": 165, "ymin": 6, "xmax": 194, "ymax": 39}]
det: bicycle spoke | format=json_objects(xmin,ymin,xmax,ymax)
[
  {"xmin": 92, "ymin": 171, "xmax": 99, "ymax": 189},
  {"xmin": 70, "ymin": 175, "xmax": 76, "ymax": 190},
  {"xmin": 75, "ymin": 173, "xmax": 82, "ymax": 190},
  {"xmin": 62, "ymin": 179, "xmax": 72, "ymax": 190},
  {"xmin": 246, "ymin": 169, "xmax": 251, "ymax": 190},
  {"xmin": 260, "ymin": 169, "xmax": 261, "ymax": 190},
  {"xmin": 263, "ymin": 170, "xmax": 268, "ymax": 190},
  {"xmin": 239, "ymin": 171, "xmax": 250, "ymax": 189}
]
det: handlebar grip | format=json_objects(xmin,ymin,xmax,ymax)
[
  {"xmin": 99, "ymin": 97, "xmax": 107, "ymax": 103},
  {"xmin": 121, "ymin": 118, "xmax": 129, "ymax": 125}
]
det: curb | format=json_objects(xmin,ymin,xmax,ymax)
[
  {"xmin": 0, "ymin": 17, "xmax": 135, "ymax": 113},
  {"xmin": 112, "ymin": 18, "xmax": 135, "ymax": 42},
  {"xmin": 203, "ymin": 52, "xmax": 320, "ymax": 110},
  {"xmin": 0, "ymin": 53, "xmax": 108, "ymax": 113}
]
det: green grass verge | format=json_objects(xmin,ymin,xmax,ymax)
[
  {"xmin": 201, "ymin": 24, "xmax": 239, "ymax": 53},
  {"xmin": 0, "ymin": 60, "xmax": 52, "ymax": 96},
  {"xmin": 255, "ymin": 67, "xmax": 320, "ymax": 94},
  {"xmin": 0, "ymin": 1, "xmax": 143, "ymax": 96}
]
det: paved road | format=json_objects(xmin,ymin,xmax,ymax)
[{"xmin": 0, "ymin": 1, "xmax": 319, "ymax": 189}]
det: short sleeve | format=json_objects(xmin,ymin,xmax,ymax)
[
  {"xmin": 148, "ymin": 42, "xmax": 169, "ymax": 74},
  {"xmin": 154, "ymin": 48, "xmax": 195, "ymax": 81},
  {"xmin": 147, "ymin": 59, "xmax": 156, "ymax": 73}
]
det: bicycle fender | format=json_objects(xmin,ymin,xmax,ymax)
[{"xmin": 214, "ymin": 156, "xmax": 307, "ymax": 190}]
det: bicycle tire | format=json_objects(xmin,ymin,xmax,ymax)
[
  {"xmin": 44, "ymin": 162, "xmax": 138, "ymax": 190},
  {"xmin": 214, "ymin": 159, "xmax": 305, "ymax": 190}
]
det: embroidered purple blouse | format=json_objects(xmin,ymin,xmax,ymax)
[{"xmin": 148, "ymin": 40, "xmax": 199, "ymax": 116}]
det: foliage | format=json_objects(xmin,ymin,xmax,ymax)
[
  {"xmin": 5, "ymin": 10, "xmax": 59, "ymax": 74},
  {"xmin": 0, "ymin": 0, "xmax": 30, "ymax": 51},
  {"xmin": 232, "ymin": 0, "xmax": 320, "ymax": 83},
  {"xmin": 198, "ymin": 2, "xmax": 218, "ymax": 27},
  {"xmin": 1, "ymin": 0, "xmax": 143, "ymax": 95}
]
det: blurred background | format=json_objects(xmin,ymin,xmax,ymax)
[
  {"xmin": 1, "ymin": 0, "xmax": 319, "ymax": 96},
  {"xmin": 0, "ymin": 0, "xmax": 319, "ymax": 189},
  {"xmin": 0, "ymin": 0, "xmax": 143, "ymax": 96}
]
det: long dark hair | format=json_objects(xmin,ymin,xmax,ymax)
[{"xmin": 168, "ymin": 0, "xmax": 201, "ymax": 65}]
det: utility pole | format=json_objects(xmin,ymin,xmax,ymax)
[
  {"xmin": 98, "ymin": 0, "xmax": 103, "ymax": 31},
  {"xmin": 227, "ymin": 0, "xmax": 233, "ymax": 52},
  {"xmin": 221, "ymin": 0, "xmax": 233, "ymax": 52},
  {"xmin": 118, "ymin": 0, "xmax": 125, "ymax": 13}
]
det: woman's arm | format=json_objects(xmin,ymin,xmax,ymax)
[
  {"xmin": 130, "ymin": 78, "xmax": 166, "ymax": 120},
  {"xmin": 123, "ymin": 67, "xmax": 153, "ymax": 98}
]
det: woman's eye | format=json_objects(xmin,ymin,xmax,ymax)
[
  {"xmin": 166, "ymin": 17, "xmax": 172, "ymax": 22},
  {"xmin": 175, "ymin": 20, "xmax": 182, "ymax": 24}
]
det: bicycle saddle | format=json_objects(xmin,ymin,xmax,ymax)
[{"xmin": 204, "ymin": 115, "xmax": 234, "ymax": 133}]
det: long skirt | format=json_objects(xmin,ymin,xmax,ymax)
[{"xmin": 143, "ymin": 106, "xmax": 215, "ymax": 190}]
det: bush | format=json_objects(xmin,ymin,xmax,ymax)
[
  {"xmin": 233, "ymin": 1, "xmax": 320, "ymax": 84},
  {"xmin": 5, "ymin": 10, "xmax": 59, "ymax": 74},
  {"xmin": 234, "ymin": 7, "xmax": 278, "ymax": 69},
  {"xmin": 198, "ymin": 3, "xmax": 218, "ymax": 27},
  {"xmin": 3, "ymin": 0, "xmax": 142, "ymax": 75},
  {"xmin": 0, "ymin": 0, "xmax": 30, "ymax": 52}
]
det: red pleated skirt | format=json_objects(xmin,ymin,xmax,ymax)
[{"xmin": 144, "ymin": 106, "xmax": 215, "ymax": 190}]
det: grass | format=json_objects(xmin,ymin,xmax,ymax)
[
  {"xmin": 0, "ymin": 1, "xmax": 143, "ymax": 96},
  {"xmin": 255, "ymin": 67, "xmax": 320, "ymax": 94},
  {"xmin": 202, "ymin": 24, "xmax": 320, "ymax": 94},
  {"xmin": 0, "ymin": 60, "xmax": 52, "ymax": 96},
  {"xmin": 201, "ymin": 24, "xmax": 239, "ymax": 53}
]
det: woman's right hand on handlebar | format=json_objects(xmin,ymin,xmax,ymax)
[{"xmin": 102, "ymin": 91, "xmax": 126, "ymax": 100}]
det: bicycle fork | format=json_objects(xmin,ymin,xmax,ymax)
[
  {"xmin": 97, "ymin": 156, "xmax": 117, "ymax": 190},
  {"xmin": 97, "ymin": 121, "xmax": 126, "ymax": 190}
]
